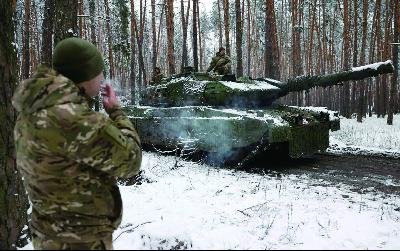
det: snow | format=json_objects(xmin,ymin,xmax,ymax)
[
  {"xmin": 19, "ymin": 115, "xmax": 400, "ymax": 250},
  {"xmin": 262, "ymin": 77, "xmax": 283, "ymax": 85},
  {"xmin": 94, "ymin": 152, "xmax": 398, "ymax": 250},
  {"xmin": 11, "ymin": 42, "xmax": 19, "ymax": 52},
  {"xmin": 351, "ymin": 60, "xmax": 392, "ymax": 72},
  {"xmin": 295, "ymin": 106, "xmax": 340, "ymax": 123},
  {"xmin": 329, "ymin": 114, "xmax": 400, "ymax": 157},
  {"xmin": 221, "ymin": 80, "xmax": 280, "ymax": 91},
  {"xmin": 219, "ymin": 108, "xmax": 288, "ymax": 126}
]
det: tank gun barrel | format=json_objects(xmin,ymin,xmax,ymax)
[{"xmin": 261, "ymin": 60, "xmax": 394, "ymax": 97}]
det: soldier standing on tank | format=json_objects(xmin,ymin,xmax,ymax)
[
  {"xmin": 206, "ymin": 47, "xmax": 232, "ymax": 75},
  {"xmin": 151, "ymin": 66, "xmax": 164, "ymax": 85},
  {"xmin": 12, "ymin": 37, "xmax": 142, "ymax": 250}
]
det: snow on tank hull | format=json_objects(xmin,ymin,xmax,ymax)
[{"xmin": 125, "ymin": 105, "xmax": 339, "ymax": 165}]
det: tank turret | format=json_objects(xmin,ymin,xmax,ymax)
[{"xmin": 141, "ymin": 60, "xmax": 394, "ymax": 108}]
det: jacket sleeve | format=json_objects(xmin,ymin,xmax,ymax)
[
  {"xmin": 67, "ymin": 106, "xmax": 142, "ymax": 178},
  {"xmin": 207, "ymin": 57, "xmax": 217, "ymax": 72},
  {"xmin": 215, "ymin": 56, "xmax": 231, "ymax": 68}
]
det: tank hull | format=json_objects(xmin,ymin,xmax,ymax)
[{"xmin": 124, "ymin": 105, "xmax": 339, "ymax": 165}]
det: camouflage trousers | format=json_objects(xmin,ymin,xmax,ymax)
[
  {"xmin": 32, "ymin": 234, "xmax": 113, "ymax": 250},
  {"xmin": 215, "ymin": 65, "xmax": 231, "ymax": 75}
]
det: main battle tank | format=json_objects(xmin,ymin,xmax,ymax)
[{"xmin": 124, "ymin": 61, "xmax": 394, "ymax": 166}]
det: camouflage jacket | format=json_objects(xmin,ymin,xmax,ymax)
[
  {"xmin": 206, "ymin": 53, "xmax": 231, "ymax": 75},
  {"xmin": 12, "ymin": 66, "xmax": 142, "ymax": 243},
  {"xmin": 151, "ymin": 73, "xmax": 164, "ymax": 85}
]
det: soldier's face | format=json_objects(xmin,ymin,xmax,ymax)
[
  {"xmin": 82, "ymin": 73, "xmax": 104, "ymax": 97},
  {"xmin": 220, "ymin": 49, "xmax": 225, "ymax": 56}
]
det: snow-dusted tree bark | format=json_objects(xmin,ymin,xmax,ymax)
[
  {"xmin": 0, "ymin": 1, "xmax": 29, "ymax": 249},
  {"xmin": 357, "ymin": 0, "xmax": 369, "ymax": 122},
  {"xmin": 166, "ymin": 0, "xmax": 175, "ymax": 74},
  {"xmin": 130, "ymin": 0, "xmax": 137, "ymax": 103},
  {"xmin": 41, "ymin": 0, "xmax": 54, "ymax": 66},
  {"xmin": 380, "ymin": 0, "xmax": 393, "ymax": 117},
  {"xmin": 132, "ymin": 0, "xmax": 147, "ymax": 88},
  {"xmin": 104, "ymin": 0, "xmax": 115, "ymax": 79},
  {"xmin": 180, "ymin": 0, "xmax": 190, "ymax": 70},
  {"xmin": 192, "ymin": 0, "xmax": 199, "ymax": 71},
  {"xmin": 21, "ymin": 0, "xmax": 30, "ymax": 79},
  {"xmin": 351, "ymin": 0, "xmax": 359, "ymax": 115},
  {"xmin": 197, "ymin": 1, "xmax": 203, "ymax": 71},
  {"xmin": 290, "ymin": 0, "xmax": 303, "ymax": 106},
  {"xmin": 217, "ymin": 0, "xmax": 223, "ymax": 48},
  {"xmin": 341, "ymin": 0, "xmax": 351, "ymax": 118},
  {"xmin": 264, "ymin": 0, "xmax": 279, "ymax": 79},
  {"xmin": 54, "ymin": 0, "xmax": 78, "ymax": 45},
  {"xmin": 152, "ymin": 0, "xmax": 157, "ymax": 70},
  {"xmin": 387, "ymin": 0, "xmax": 399, "ymax": 125},
  {"xmin": 246, "ymin": 0, "xmax": 251, "ymax": 76},
  {"xmin": 235, "ymin": 0, "xmax": 243, "ymax": 77},
  {"xmin": 374, "ymin": 0, "xmax": 383, "ymax": 117},
  {"xmin": 223, "ymin": 0, "xmax": 231, "ymax": 57},
  {"xmin": 79, "ymin": 0, "xmax": 85, "ymax": 38}
]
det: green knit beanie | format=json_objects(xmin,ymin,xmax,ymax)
[{"xmin": 53, "ymin": 38, "xmax": 104, "ymax": 84}]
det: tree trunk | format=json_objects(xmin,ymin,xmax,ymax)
[
  {"xmin": 235, "ymin": 0, "xmax": 243, "ymax": 77},
  {"xmin": 217, "ymin": 0, "xmax": 223, "ymax": 48},
  {"xmin": 88, "ymin": 0, "xmax": 100, "ymax": 110},
  {"xmin": 197, "ymin": 1, "xmax": 203, "ymax": 71},
  {"xmin": 0, "ymin": 1, "xmax": 30, "ymax": 249},
  {"xmin": 181, "ymin": 0, "xmax": 190, "ymax": 70},
  {"xmin": 374, "ymin": 0, "xmax": 382, "ymax": 117},
  {"xmin": 104, "ymin": 0, "xmax": 115, "ymax": 79},
  {"xmin": 264, "ymin": 0, "xmax": 280, "ymax": 79},
  {"xmin": 357, "ymin": 0, "xmax": 368, "ymax": 122},
  {"xmin": 341, "ymin": 0, "xmax": 351, "ymax": 118},
  {"xmin": 223, "ymin": 0, "xmax": 231, "ymax": 57},
  {"xmin": 156, "ymin": 0, "xmax": 166, "ymax": 66},
  {"xmin": 193, "ymin": 0, "xmax": 199, "ymax": 71},
  {"xmin": 54, "ymin": 0, "xmax": 78, "ymax": 45},
  {"xmin": 30, "ymin": 2, "xmax": 40, "ymax": 71},
  {"xmin": 152, "ymin": 0, "xmax": 157, "ymax": 70},
  {"xmin": 351, "ymin": 0, "xmax": 359, "ymax": 116},
  {"xmin": 381, "ymin": 0, "xmax": 392, "ymax": 117},
  {"xmin": 21, "ymin": 0, "xmax": 30, "ymax": 80},
  {"xmin": 41, "ymin": 0, "xmax": 54, "ymax": 66},
  {"xmin": 166, "ymin": 0, "xmax": 175, "ymax": 74},
  {"xmin": 130, "ymin": 0, "xmax": 137, "ymax": 104},
  {"xmin": 387, "ymin": 0, "xmax": 398, "ymax": 125},
  {"xmin": 246, "ymin": 0, "xmax": 251, "ymax": 76},
  {"xmin": 79, "ymin": 0, "xmax": 85, "ymax": 37}
]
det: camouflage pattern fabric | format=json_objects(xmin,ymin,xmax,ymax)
[
  {"xmin": 32, "ymin": 234, "xmax": 113, "ymax": 250},
  {"xmin": 12, "ymin": 66, "xmax": 142, "ymax": 244},
  {"xmin": 206, "ymin": 53, "xmax": 231, "ymax": 75},
  {"xmin": 151, "ymin": 73, "xmax": 164, "ymax": 85}
]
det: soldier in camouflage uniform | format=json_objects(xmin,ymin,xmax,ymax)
[
  {"xmin": 151, "ymin": 67, "xmax": 164, "ymax": 85},
  {"xmin": 206, "ymin": 47, "xmax": 231, "ymax": 75},
  {"xmin": 12, "ymin": 38, "xmax": 142, "ymax": 250}
]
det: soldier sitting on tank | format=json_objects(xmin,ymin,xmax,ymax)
[
  {"xmin": 151, "ymin": 66, "xmax": 164, "ymax": 85},
  {"xmin": 206, "ymin": 47, "xmax": 232, "ymax": 75}
]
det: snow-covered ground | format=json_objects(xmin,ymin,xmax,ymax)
[
  {"xmin": 20, "ymin": 115, "xmax": 400, "ymax": 250},
  {"xmin": 329, "ymin": 114, "xmax": 400, "ymax": 158}
]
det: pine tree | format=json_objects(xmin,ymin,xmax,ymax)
[{"xmin": 0, "ymin": 1, "xmax": 29, "ymax": 249}]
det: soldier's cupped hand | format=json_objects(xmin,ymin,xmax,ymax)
[{"xmin": 101, "ymin": 84, "xmax": 120, "ymax": 113}]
